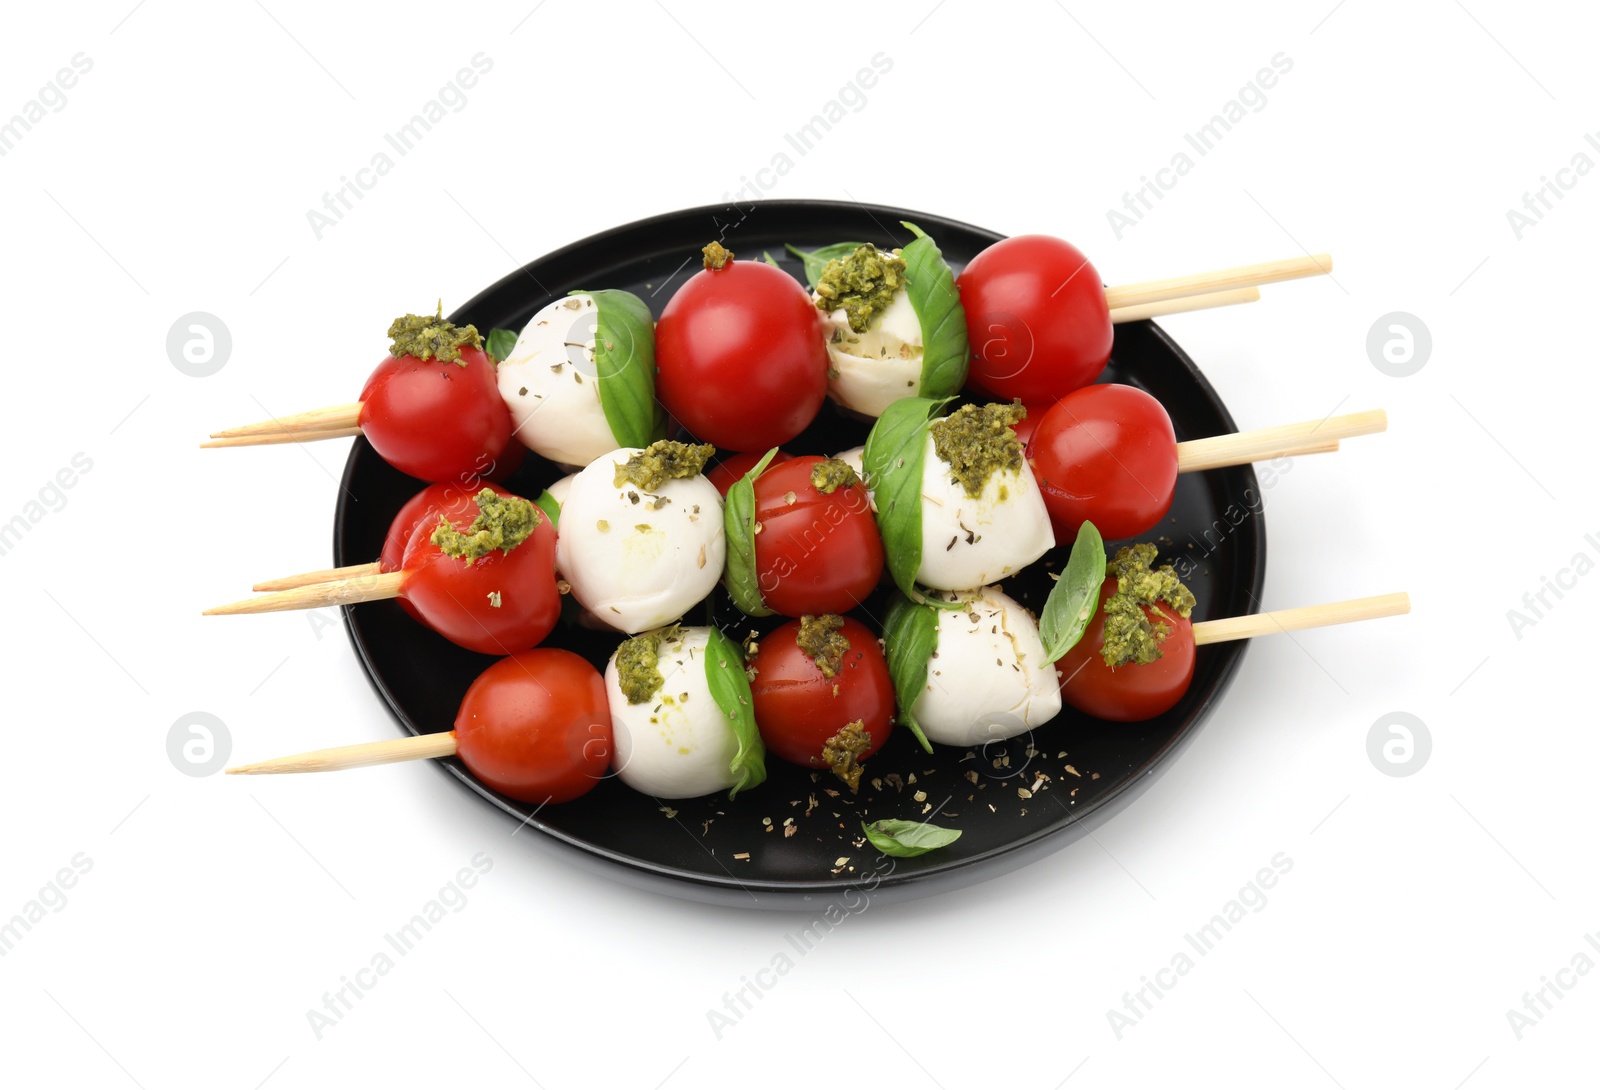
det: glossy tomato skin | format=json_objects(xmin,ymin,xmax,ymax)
[
  {"xmin": 380, "ymin": 481, "xmax": 510, "ymax": 625},
  {"xmin": 1057, "ymin": 577, "xmax": 1195, "ymax": 722},
  {"xmin": 1011, "ymin": 403, "xmax": 1048, "ymax": 455},
  {"xmin": 706, "ymin": 449, "xmax": 794, "ymax": 497},
  {"xmin": 958, "ymin": 235, "xmax": 1113, "ymax": 404},
  {"xmin": 453, "ymin": 649, "xmax": 612, "ymax": 804},
  {"xmin": 1031, "ymin": 384, "xmax": 1178, "ymax": 543},
  {"xmin": 358, "ymin": 345, "xmax": 514, "ymax": 482},
  {"xmin": 749, "ymin": 617, "xmax": 894, "ymax": 770},
  {"xmin": 399, "ymin": 497, "xmax": 560, "ymax": 655},
  {"xmin": 752, "ymin": 456, "xmax": 883, "ymax": 616},
  {"xmin": 655, "ymin": 259, "xmax": 828, "ymax": 451}
]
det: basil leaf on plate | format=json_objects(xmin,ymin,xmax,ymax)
[
  {"xmin": 899, "ymin": 221, "xmax": 969, "ymax": 399},
  {"xmin": 761, "ymin": 251, "xmax": 782, "ymax": 268},
  {"xmin": 484, "ymin": 327, "xmax": 518, "ymax": 363},
  {"xmin": 862, "ymin": 396, "xmax": 958, "ymax": 606},
  {"xmin": 1039, "ymin": 520, "xmax": 1107, "ymax": 662},
  {"xmin": 580, "ymin": 289, "xmax": 664, "ymax": 450},
  {"xmin": 706, "ymin": 625, "xmax": 766, "ymax": 798},
  {"xmin": 721, "ymin": 448, "xmax": 780, "ymax": 617},
  {"xmin": 785, "ymin": 241, "xmax": 869, "ymax": 289},
  {"xmin": 883, "ymin": 592, "xmax": 938, "ymax": 753},
  {"xmin": 532, "ymin": 489, "xmax": 560, "ymax": 529},
  {"xmin": 862, "ymin": 818, "xmax": 962, "ymax": 858}
]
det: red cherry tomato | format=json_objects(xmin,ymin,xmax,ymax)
[
  {"xmin": 1031, "ymin": 384, "xmax": 1178, "ymax": 542},
  {"xmin": 453, "ymin": 649, "xmax": 612, "ymax": 804},
  {"xmin": 379, "ymin": 481, "xmax": 510, "ymax": 625},
  {"xmin": 748, "ymin": 617, "xmax": 894, "ymax": 772},
  {"xmin": 1057, "ymin": 577, "xmax": 1195, "ymax": 722},
  {"xmin": 655, "ymin": 254, "xmax": 828, "ymax": 451},
  {"xmin": 958, "ymin": 235, "xmax": 1113, "ymax": 404},
  {"xmin": 399, "ymin": 494, "xmax": 560, "ymax": 655},
  {"xmin": 358, "ymin": 345, "xmax": 514, "ymax": 482},
  {"xmin": 706, "ymin": 449, "xmax": 794, "ymax": 497},
  {"xmin": 751, "ymin": 456, "xmax": 882, "ymax": 616},
  {"xmin": 1011, "ymin": 403, "xmax": 1049, "ymax": 454}
]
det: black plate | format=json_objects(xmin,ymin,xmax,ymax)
[{"xmin": 334, "ymin": 200, "xmax": 1264, "ymax": 910}]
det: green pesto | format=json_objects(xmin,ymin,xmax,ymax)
[
  {"xmin": 387, "ymin": 302, "xmax": 482, "ymax": 365},
  {"xmin": 929, "ymin": 402, "xmax": 1027, "ymax": 499},
  {"xmin": 822, "ymin": 719, "xmax": 870, "ymax": 791},
  {"xmin": 1099, "ymin": 544, "xmax": 1197, "ymax": 668},
  {"xmin": 702, "ymin": 240, "xmax": 734, "ymax": 270},
  {"xmin": 429, "ymin": 489, "xmax": 541, "ymax": 563},
  {"xmin": 615, "ymin": 631, "xmax": 665, "ymax": 705},
  {"xmin": 814, "ymin": 244, "xmax": 907, "ymax": 334},
  {"xmin": 797, "ymin": 613, "xmax": 850, "ymax": 678},
  {"xmin": 809, "ymin": 457, "xmax": 859, "ymax": 494},
  {"xmin": 612, "ymin": 441, "xmax": 715, "ymax": 492}
]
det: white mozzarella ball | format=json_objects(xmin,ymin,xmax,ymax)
[
  {"xmin": 555, "ymin": 449, "xmax": 725, "ymax": 633},
  {"xmin": 915, "ymin": 434, "xmax": 1054, "ymax": 591},
  {"xmin": 910, "ymin": 586, "xmax": 1062, "ymax": 747},
  {"xmin": 605, "ymin": 627, "xmax": 739, "ymax": 799},
  {"xmin": 831, "ymin": 446, "xmax": 876, "ymax": 513},
  {"xmin": 497, "ymin": 294, "xmax": 620, "ymax": 467},
  {"xmin": 544, "ymin": 472, "xmax": 575, "ymax": 510},
  {"xmin": 817, "ymin": 276, "xmax": 923, "ymax": 417}
]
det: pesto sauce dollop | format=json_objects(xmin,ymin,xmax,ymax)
[
  {"xmin": 612, "ymin": 441, "xmax": 715, "ymax": 493},
  {"xmin": 797, "ymin": 613, "xmax": 850, "ymax": 678},
  {"xmin": 929, "ymin": 402, "xmax": 1027, "ymax": 499},
  {"xmin": 614, "ymin": 630, "xmax": 666, "ymax": 705},
  {"xmin": 1099, "ymin": 543, "xmax": 1197, "ymax": 668},
  {"xmin": 809, "ymin": 457, "xmax": 860, "ymax": 495},
  {"xmin": 387, "ymin": 302, "xmax": 483, "ymax": 365},
  {"xmin": 430, "ymin": 489, "xmax": 541, "ymax": 563},
  {"xmin": 822, "ymin": 719, "xmax": 870, "ymax": 791},
  {"xmin": 814, "ymin": 244, "xmax": 907, "ymax": 334}
]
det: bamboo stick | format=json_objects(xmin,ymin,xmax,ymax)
[
  {"xmin": 201, "ymin": 426, "xmax": 363, "ymax": 449},
  {"xmin": 253, "ymin": 562, "xmax": 383, "ymax": 593},
  {"xmin": 228, "ymin": 731, "xmax": 458, "ymax": 775},
  {"xmin": 203, "ymin": 571, "xmax": 406, "ymax": 616},
  {"xmin": 1174, "ymin": 410, "xmax": 1385, "ymax": 473},
  {"xmin": 1109, "ymin": 287, "xmax": 1259, "ymax": 324},
  {"xmin": 1104, "ymin": 254, "xmax": 1332, "ymax": 311},
  {"xmin": 208, "ymin": 402, "xmax": 364, "ymax": 442},
  {"xmin": 1192, "ymin": 592, "xmax": 1410, "ymax": 646}
]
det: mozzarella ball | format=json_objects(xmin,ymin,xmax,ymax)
[
  {"xmin": 497, "ymin": 294, "xmax": 620, "ymax": 467},
  {"xmin": 910, "ymin": 586, "xmax": 1062, "ymax": 747},
  {"xmin": 832, "ymin": 446, "xmax": 876, "ymax": 513},
  {"xmin": 555, "ymin": 449, "xmax": 725, "ymax": 633},
  {"xmin": 605, "ymin": 626, "xmax": 740, "ymax": 799},
  {"xmin": 817, "ymin": 273, "xmax": 922, "ymax": 417},
  {"xmin": 544, "ymin": 472, "xmax": 575, "ymax": 510},
  {"xmin": 916, "ymin": 433, "xmax": 1054, "ymax": 590}
]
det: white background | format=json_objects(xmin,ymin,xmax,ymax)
[{"xmin": 2, "ymin": 1, "xmax": 1593, "ymax": 1086}]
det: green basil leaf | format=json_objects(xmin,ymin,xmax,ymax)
[
  {"xmin": 862, "ymin": 396, "xmax": 963, "ymax": 607},
  {"xmin": 579, "ymin": 289, "xmax": 663, "ymax": 450},
  {"xmin": 861, "ymin": 818, "xmax": 962, "ymax": 858},
  {"xmin": 899, "ymin": 222, "xmax": 969, "ymax": 399},
  {"xmin": 1039, "ymin": 520, "xmax": 1106, "ymax": 663},
  {"xmin": 532, "ymin": 489, "xmax": 560, "ymax": 529},
  {"xmin": 706, "ymin": 625, "xmax": 766, "ymax": 798},
  {"xmin": 761, "ymin": 251, "xmax": 781, "ymax": 268},
  {"xmin": 883, "ymin": 592, "xmax": 937, "ymax": 753},
  {"xmin": 785, "ymin": 241, "xmax": 869, "ymax": 289},
  {"xmin": 720, "ymin": 447, "xmax": 780, "ymax": 617},
  {"xmin": 484, "ymin": 327, "xmax": 518, "ymax": 363}
]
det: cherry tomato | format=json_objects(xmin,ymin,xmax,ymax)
[
  {"xmin": 748, "ymin": 616, "xmax": 894, "ymax": 775},
  {"xmin": 379, "ymin": 481, "xmax": 511, "ymax": 625},
  {"xmin": 399, "ymin": 493, "xmax": 560, "ymax": 655},
  {"xmin": 706, "ymin": 449, "xmax": 793, "ymax": 497},
  {"xmin": 655, "ymin": 250, "xmax": 828, "ymax": 451},
  {"xmin": 1010, "ymin": 403, "xmax": 1049, "ymax": 454},
  {"xmin": 1057, "ymin": 577, "xmax": 1195, "ymax": 722},
  {"xmin": 1031, "ymin": 384, "xmax": 1177, "ymax": 542},
  {"xmin": 358, "ymin": 345, "xmax": 514, "ymax": 482},
  {"xmin": 958, "ymin": 235, "xmax": 1113, "ymax": 404},
  {"xmin": 751, "ymin": 456, "xmax": 883, "ymax": 616},
  {"xmin": 454, "ymin": 649, "xmax": 612, "ymax": 804}
]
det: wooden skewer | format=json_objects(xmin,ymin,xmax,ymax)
[
  {"xmin": 229, "ymin": 731, "xmax": 458, "ymax": 775},
  {"xmin": 1192, "ymin": 592, "xmax": 1410, "ymax": 646},
  {"xmin": 1110, "ymin": 286, "xmax": 1259, "ymax": 324},
  {"xmin": 1104, "ymin": 254, "xmax": 1332, "ymax": 311},
  {"xmin": 200, "ymin": 426, "xmax": 363, "ymax": 449},
  {"xmin": 1174, "ymin": 410, "xmax": 1385, "ymax": 474},
  {"xmin": 210, "ymin": 402, "xmax": 364, "ymax": 440},
  {"xmin": 253, "ymin": 561, "xmax": 383, "ymax": 593},
  {"xmin": 203, "ymin": 571, "xmax": 406, "ymax": 616}
]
